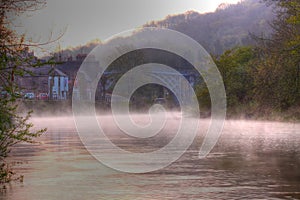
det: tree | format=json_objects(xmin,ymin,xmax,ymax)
[
  {"xmin": 0, "ymin": 0, "xmax": 48, "ymax": 183},
  {"xmin": 254, "ymin": 0, "xmax": 300, "ymax": 110},
  {"xmin": 196, "ymin": 46, "xmax": 255, "ymax": 110},
  {"xmin": 216, "ymin": 46, "xmax": 255, "ymax": 107}
]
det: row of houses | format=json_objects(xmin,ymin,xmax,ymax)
[
  {"xmin": 16, "ymin": 52, "xmax": 92, "ymax": 100},
  {"xmin": 17, "ymin": 49, "xmax": 199, "ymax": 102},
  {"xmin": 15, "ymin": 51, "xmax": 110, "ymax": 101}
]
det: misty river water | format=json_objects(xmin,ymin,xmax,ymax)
[{"xmin": 1, "ymin": 114, "xmax": 300, "ymax": 200}]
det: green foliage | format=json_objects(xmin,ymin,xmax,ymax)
[
  {"xmin": 217, "ymin": 47, "xmax": 255, "ymax": 107},
  {"xmin": 196, "ymin": 0, "xmax": 300, "ymax": 118},
  {"xmin": 197, "ymin": 46, "xmax": 255, "ymax": 109},
  {"xmin": 0, "ymin": 98, "xmax": 45, "ymax": 159},
  {"xmin": 254, "ymin": 0, "xmax": 300, "ymax": 110},
  {"xmin": 0, "ymin": 0, "xmax": 47, "ymax": 184},
  {"xmin": 195, "ymin": 83, "xmax": 211, "ymax": 109}
]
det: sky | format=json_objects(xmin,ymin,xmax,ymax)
[{"xmin": 12, "ymin": 0, "xmax": 241, "ymax": 57}]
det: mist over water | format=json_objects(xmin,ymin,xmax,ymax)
[{"xmin": 2, "ymin": 113, "xmax": 300, "ymax": 199}]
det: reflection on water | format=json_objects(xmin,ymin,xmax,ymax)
[{"xmin": 1, "ymin": 115, "xmax": 300, "ymax": 200}]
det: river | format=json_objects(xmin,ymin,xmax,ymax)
[{"xmin": 1, "ymin": 115, "xmax": 299, "ymax": 199}]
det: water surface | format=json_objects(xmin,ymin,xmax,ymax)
[{"xmin": 1, "ymin": 116, "xmax": 300, "ymax": 199}]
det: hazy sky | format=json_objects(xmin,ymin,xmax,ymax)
[{"xmin": 13, "ymin": 0, "xmax": 241, "ymax": 56}]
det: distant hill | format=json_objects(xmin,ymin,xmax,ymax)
[
  {"xmin": 51, "ymin": 39, "xmax": 101, "ymax": 62},
  {"xmin": 143, "ymin": 0, "xmax": 274, "ymax": 54},
  {"xmin": 54, "ymin": 0, "xmax": 274, "ymax": 59}
]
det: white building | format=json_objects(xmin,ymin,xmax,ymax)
[{"xmin": 48, "ymin": 68, "xmax": 69, "ymax": 100}]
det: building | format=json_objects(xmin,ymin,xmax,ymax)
[
  {"xmin": 55, "ymin": 54, "xmax": 101, "ymax": 100},
  {"xmin": 17, "ymin": 65, "xmax": 69, "ymax": 100},
  {"xmin": 48, "ymin": 68, "xmax": 69, "ymax": 100}
]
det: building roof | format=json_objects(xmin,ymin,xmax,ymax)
[
  {"xmin": 23, "ymin": 65, "xmax": 68, "ymax": 77},
  {"xmin": 55, "ymin": 61, "xmax": 82, "ymax": 77},
  {"xmin": 52, "ymin": 68, "xmax": 67, "ymax": 77},
  {"xmin": 56, "ymin": 60, "xmax": 100, "ymax": 80}
]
